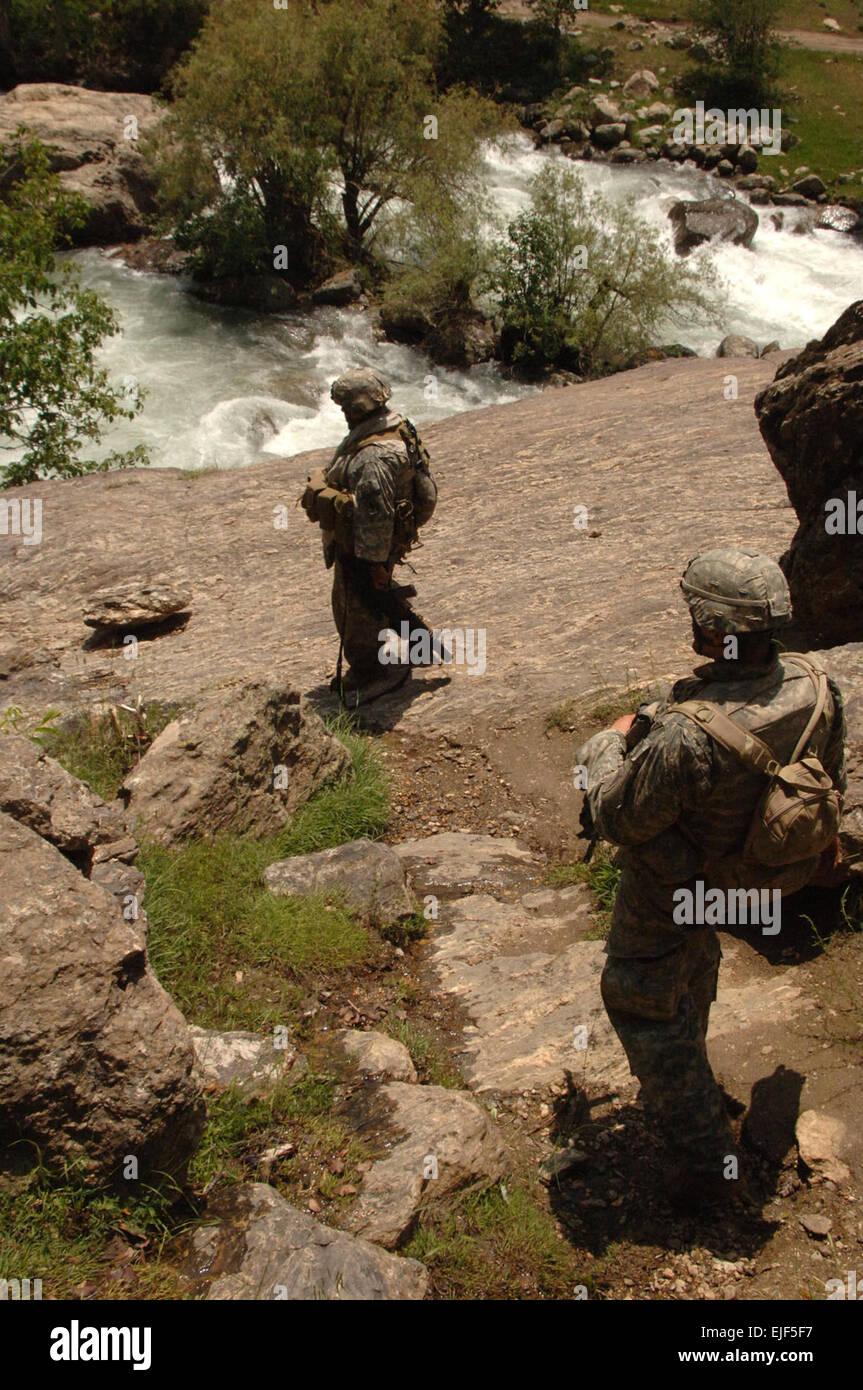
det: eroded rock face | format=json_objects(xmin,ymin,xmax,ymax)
[
  {"xmin": 265, "ymin": 838, "xmax": 413, "ymax": 924},
  {"xmin": 755, "ymin": 302, "xmax": 863, "ymax": 645},
  {"xmin": 189, "ymin": 1183, "xmax": 428, "ymax": 1300},
  {"xmin": 668, "ymin": 197, "xmax": 759, "ymax": 256},
  {"xmin": 0, "ymin": 84, "xmax": 162, "ymax": 244},
  {"xmin": 0, "ymin": 732, "xmax": 142, "ymax": 905},
  {"xmin": 121, "ymin": 681, "xmax": 350, "ymax": 845},
  {"xmin": 0, "ymin": 811, "xmax": 204, "ymax": 1180}
]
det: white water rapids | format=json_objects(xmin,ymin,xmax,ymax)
[{"xmin": 72, "ymin": 135, "xmax": 863, "ymax": 471}]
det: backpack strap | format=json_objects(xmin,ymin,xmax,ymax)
[
  {"xmin": 782, "ymin": 655, "xmax": 830, "ymax": 762},
  {"xmin": 670, "ymin": 654, "xmax": 830, "ymax": 779},
  {"xmin": 670, "ymin": 701, "xmax": 782, "ymax": 777}
]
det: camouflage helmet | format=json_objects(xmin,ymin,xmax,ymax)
[
  {"xmin": 330, "ymin": 368, "xmax": 391, "ymax": 418},
  {"xmin": 680, "ymin": 548, "xmax": 792, "ymax": 635}
]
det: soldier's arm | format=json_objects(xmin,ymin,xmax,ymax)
[
  {"xmin": 576, "ymin": 716, "xmax": 714, "ymax": 847},
  {"xmin": 349, "ymin": 446, "xmax": 399, "ymax": 564}
]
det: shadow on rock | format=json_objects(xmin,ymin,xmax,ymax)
[{"xmin": 83, "ymin": 611, "xmax": 191, "ymax": 650}]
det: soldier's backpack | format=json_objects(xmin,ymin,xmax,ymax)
[{"xmin": 669, "ymin": 654, "xmax": 842, "ymax": 872}]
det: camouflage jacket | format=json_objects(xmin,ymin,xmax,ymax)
[
  {"xmin": 325, "ymin": 410, "xmax": 412, "ymax": 565},
  {"xmin": 576, "ymin": 652, "xmax": 847, "ymax": 957}
]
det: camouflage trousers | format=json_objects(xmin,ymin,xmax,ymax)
[
  {"xmin": 331, "ymin": 552, "xmax": 389, "ymax": 682},
  {"xmin": 601, "ymin": 929, "xmax": 735, "ymax": 1177}
]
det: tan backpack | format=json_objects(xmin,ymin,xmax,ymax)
[{"xmin": 670, "ymin": 655, "xmax": 841, "ymax": 871}]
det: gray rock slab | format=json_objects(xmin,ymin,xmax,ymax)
[
  {"xmin": 393, "ymin": 831, "xmax": 544, "ymax": 898},
  {"xmin": 190, "ymin": 1183, "xmax": 428, "ymax": 1300},
  {"xmin": 346, "ymin": 1082, "xmax": 505, "ymax": 1249},
  {"xmin": 265, "ymin": 837, "xmax": 413, "ymax": 923}
]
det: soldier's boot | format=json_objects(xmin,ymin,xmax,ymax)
[{"xmin": 331, "ymin": 664, "xmax": 411, "ymax": 706}]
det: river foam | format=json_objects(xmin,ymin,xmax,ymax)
[{"xmin": 69, "ymin": 133, "xmax": 862, "ymax": 471}]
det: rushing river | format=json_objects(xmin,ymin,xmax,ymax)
[{"xmin": 73, "ymin": 134, "xmax": 863, "ymax": 471}]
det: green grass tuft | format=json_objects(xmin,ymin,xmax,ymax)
[
  {"xmin": 547, "ymin": 843, "xmax": 620, "ymax": 939},
  {"xmin": 403, "ymin": 1182, "xmax": 591, "ymax": 1300}
]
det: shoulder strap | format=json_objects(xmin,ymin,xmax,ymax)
[
  {"xmin": 670, "ymin": 701, "xmax": 782, "ymax": 777},
  {"xmin": 782, "ymin": 654, "xmax": 830, "ymax": 762},
  {"xmin": 670, "ymin": 653, "xmax": 830, "ymax": 779}
]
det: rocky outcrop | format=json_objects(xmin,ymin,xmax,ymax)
[
  {"xmin": 755, "ymin": 301, "xmax": 863, "ymax": 645},
  {"xmin": 120, "ymin": 681, "xmax": 350, "ymax": 845},
  {"xmin": 190, "ymin": 1183, "xmax": 429, "ymax": 1300},
  {"xmin": 83, "ymin": 580, "xmax": 192, "ymax": 634},
  {"xmin": 0, "ymin": 84, "xmax": 162, "ymax": 244},
  {"xmin": 265, "ymin": 838, "xmax": 414, "ymax": 925},
  {"xmin": 0, "ymin": 732, "xmax": 142, "ymax": 905},
  {"xmin": 346, "ymin": 1082, "xmax": 506, "ymax": 1249},
  {"xmin": 668, "ymin": 197, "xmax": 759, "ymax": 256},
  {"xmin": 0, "ymin": 811, "xmax": 204, "ymax": 1181}
]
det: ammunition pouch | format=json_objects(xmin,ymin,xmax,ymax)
[{"xmin": 301, "ymin": 469, "xmax": 354, "ymax": 550}]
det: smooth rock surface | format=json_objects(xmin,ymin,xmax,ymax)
[
  {"xmin": 191, "ymin": 1183, "xmax": 429, "ymax": 1300},
  {"xmin": 394, "ymin": 831, "xmax": 543, "ymax": 898},
  {"xmin": 190, "ymin": 1027, "xmax": 302, "ymax": 1093}
]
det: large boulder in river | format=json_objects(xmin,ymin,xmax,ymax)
[
  {"xmin": 668, "ymin": 197, "xmax": 759, "ymax": 256},
  {"xmin": 755, "ymin": 300, "xmax": 863, "ymax": 645},
  {"xmin": 0, "ymin": 811, "xmax": 204, "ymax": 1181},
  {"xmin": 0, "ymin": 84, "xmax": 162, "ymax": 244},
  {"xmin": 121, "ymin": 681, "xmax": 350, "ymax": 845}
]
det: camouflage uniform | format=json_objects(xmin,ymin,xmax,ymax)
[
  {"xmin": 576, "ymin": 550, "xmax": 846, "ymax": 1182},
  {"xmin": 325, "ymin": 370, "xmax": 416, "ymax": 685}
]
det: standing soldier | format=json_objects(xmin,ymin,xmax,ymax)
[
  {"xmin": 576, "ymin": 549, "xmax": 846, "ymax": 1210},
  {"xmin": 301, "ymin": 368, "xmax": 439, "ymax": 703}
]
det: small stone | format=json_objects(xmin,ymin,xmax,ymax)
[{"xmin": 799, "ymin": 1213, "xmax": 832, "ymax": 1239}]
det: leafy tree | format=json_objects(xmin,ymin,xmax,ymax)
[
  {"xmin": 0, "ymin": 137, "xmax": 147, "ymax": 487},
  {"xmin": 527, "ymin": 0, "xmax": 584, "ymax": 39},
  {"xmin": 158, "ymin": 0, "xmax": 501, "ymax": 285},
  {"xmin": 381, "ymin": 189, "xmax": 491, "ymax": 338},
  {"xmin": 4, "ymin": 0, "xmax": 210, "ymax": 92},
  {"xmin": 683, "ymin": 0, "xmax": 782, "ymax": 107},
  {"xmin": 490, "ymin": 164, "xmax": 721, "ymax": 377}
]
